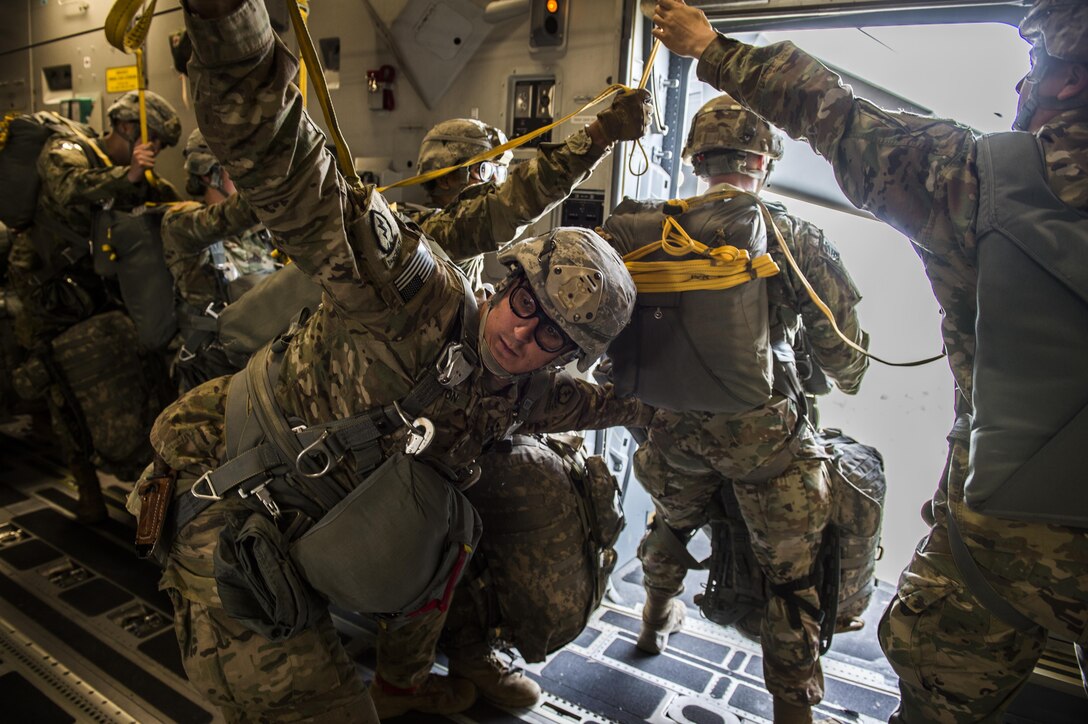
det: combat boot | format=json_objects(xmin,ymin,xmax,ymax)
[
  {"xmin": 637, "ymin": 590, "xmax": 686, "ymax": 654},
  {"xmin": 734, "ymin": 609, "xmax": 762, "ymax": 643},
  {"xmin": 368, "ymin": 673, "xmax": 476, "ymax": 719},
  {"xmin": 448, "ymin": 647, "xmax": 541, "ymax": 709},
  {"xmin": 72, "ymin": 460, "xmax": 107, "ymax": 524}
]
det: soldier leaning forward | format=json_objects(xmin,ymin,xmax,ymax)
[
  {"xmin": 162, "ymin": 129, "xmax": 279, "ymax": 392},
  {"xmin": 651, "ymin": 0, "xmax": 1088, "ymax": 721},
  {"xmin": 8, "ymin": 90, "xmax": 181, "ymax": 522},
  {"xmin": 372, "ymin": 88, "xmax": 650, "ymax": 717},
  {"xmin": 136, "ymin": 2, "xmax": 652, "ymax": 722},
  {"xmin": 599, "ymin": 92, "xmax": 870, "ymax": 724}
]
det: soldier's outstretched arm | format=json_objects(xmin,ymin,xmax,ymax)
[
  {"xmin": 426, "ymin": 90, "xmax": 651, "ymax": 261},
  {"xmin": 183, "ymin": 0, "xmax": 451, "ymax": 328},
  {"xmin": 652, "ymin": 1, "xmax": 980, "ymax": 257},
  {"xmin": 519, "ymin": 373, "xmax": 654, "ymax": 435},
  {"xmin": 161, "ymin": 193, "xmax": 258, "ymax": 258},
  {"xmin": 37, "ymin": 138, "xmax": 146, "ymax": 209},
  {"xmin": 182, "ymin": 0, "xmax": 361, "ymax": 287}
]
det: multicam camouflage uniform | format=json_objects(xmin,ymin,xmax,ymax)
[
  {"xmin": 6, "ymin": 91, "xmax": 180, "ymax": 493},
  {"xmin": 635, "ymin": 183, "xmax": 868, "ymax": 707},
  {"xmin": 162, "ymin": 130, "xmax": 279, "ymax": 393},
  {"xmin": 161, "ymin": 193, "xmax": 277, "ymax": 391},
  {"xmin": 163, "ymin": 194, "xmax": 275, "ymax": 317},
  {"xmin": 386, "ymin": 104, "xmax": 647, "ymax": 698},
  {"xmin": 162, "ymin": 3, "xmax": 649, "ymax": 721},
  {"xmin": 404, "ymin": 123, "xmax": 608, "ymax": 263},
  {"xmin": 690, "ymin": 2, "xmax": 1088, "ymax": 719}
]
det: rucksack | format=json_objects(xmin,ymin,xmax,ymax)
[
  {"xmin": 601, "ymin": 189, "xmax": 779, "ymax": 414},
  {"xmin": 698, "ymin": 429, "xmax": 886, "ymax": 646},
  {"xmin": 0, "ymin": 111, "xmax": 98, "ymax": 230},
  {"xmin": 49, "ymin": 311, "xmax": 164, "ymax": 478},
  {"xmin": 443, "ymin": 434, "xmax": 624, "ymax": 662}
]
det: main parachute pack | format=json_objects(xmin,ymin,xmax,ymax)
[
  {"xmin": 602, "ymin": 190, "xmax": 780, "ymax": 414},
  {"xmin": 0, "ymin": 111, "xmax": 98, "ymax": 231}
]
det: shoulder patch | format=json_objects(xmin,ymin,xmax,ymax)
[{"xmin": 371, "ymin": 202, "xmax": 401, "ymax": 269}]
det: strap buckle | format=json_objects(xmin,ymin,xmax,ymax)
[
  {"xmin": 203, "ymin": 302, "xmax": 222, "ymax": 319},
  {"xmin": 238, "ymin": 478, "xmax": 282, "ymax": 520},
  {"xmin": 176, "ymin": 345, "xmax": 197, "ymax": 363},
  {"xmin": 437, "ymin": 342, "xmax": 475, "ymax": 387},
  {"xmin": 190, "ymin": 471, "xmax": 222, "ymax": 500},
  {"xmin": 295, "ymin": 429, "xmax": 344, "ymax": 478},
  {"xmin": 394, "ymin": 401, "xmax": 435, "ymax": 456}
]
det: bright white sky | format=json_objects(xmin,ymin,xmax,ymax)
[
  {"xmin": 679, "ymin": 22, "xmax": 1032, "ymax": 582},
  {"xmin": 760, "ymin": 22, "xmax": 1031, "ymax": 133}
]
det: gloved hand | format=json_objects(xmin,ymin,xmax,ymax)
[{"xmin": 595, "ymin": 88, "xmax": 653, "ymax": 142}]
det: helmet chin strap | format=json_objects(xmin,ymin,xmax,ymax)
[
  {"xmin": 1013, "ymin": 57, "xmax": 1088, "ymax": 131},
  {"xmin": 477, "ymin": 302, "xmax": 516, "ymax": 380}
]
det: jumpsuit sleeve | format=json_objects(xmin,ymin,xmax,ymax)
[
  {"xmin": 696, "ymin": 35, "xmax": 983, "ymax": 258},
  {"xmin": 183, "ymin": 0, "xmax": 460, "ymax": 337},
  {"xmin": 37, "ymin": 138, "xmax": 146, "ymax": 209},
  {"xmin": 161, "ymin": 193, "xmax": 259, "ymax": 259},
  {"xmin": 774, "ymin": 212, "xmax": 869, "ymax": 395},
  {"xmin": 519, "ymin": 372, "xmax": 654, "ymax": 434},
  {"xmin": 421, "ymin": 129, "xmax": 609, "ymax": 260}
]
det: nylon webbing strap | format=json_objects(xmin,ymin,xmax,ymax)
[
  {"xmin": 659, "ymin": 523, "xmax": 706, "ymax": 571},
  {"xmin": 946, "ymin": 512, "xmax": 1039, "ymax": 634}
]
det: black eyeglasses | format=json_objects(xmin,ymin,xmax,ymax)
[{"xmin": 508, "ymin": 283, "xmax": 573, "ymax": 354}]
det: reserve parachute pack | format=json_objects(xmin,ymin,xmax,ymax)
[
  {"xmin": 967, "ymin": 133, "xmax": 1088, "ymax": 528},
  {"xmin": 215, "ymin": 262, "xmax": 324, "ymax": 369},
  {"xmin": 602, "ymin": 190, "xmax": 780, "ymax": 413},
  {"xmin": 92, "ymin": 205, "xmax": 179, "ymax": 350},
  {"xmin": 443, "ymin": 434, "xmax": 624, "ymax": 662},
  {"xmin": 0, "ymin": 111, "xmax": 98, "ymax": 230},
  {"xmin": 698, "ymin": 429, "xmax": 886, "ymax": 646}
]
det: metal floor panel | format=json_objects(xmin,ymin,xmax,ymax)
[{"xmin": 0, "ymin": 429, "xmax": 1084, "ymax": 723}]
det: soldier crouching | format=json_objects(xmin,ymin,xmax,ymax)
[{"xmin": 133, "ymin": 1, "xmax": 653, "ymax": 721}]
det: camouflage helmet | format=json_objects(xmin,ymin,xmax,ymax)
[
  {"xmin": 106, "ymin": 91, "xmax": 182, "ymax": 147},
  {"xmin": 183, "ymin": 129, "xmax": 218, "ymax": 176},
  {"xmin": 416, "ymin": 118, "xmax": 513, "ymax": 176},
  {"xmin": 497, "ymin": 227, "xmax": 636, "ymax": 372},
  {"xmin": 682, "ymin": 94, "xmax": 784, "ymax": 163},
  {"xmin": 1019, "ymin": 0, "xmax": 1088, "ymax": 64}
]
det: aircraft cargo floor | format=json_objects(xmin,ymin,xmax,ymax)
[{"xmin": 0, "ymin": 429, "xmax": 1084, "ymax": 724}]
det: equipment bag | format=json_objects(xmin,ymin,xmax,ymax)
[
  {"xmin": 216, "ymin": 262, "xmax": 324, "ymax": 368},
  {"xmin": 0, "ymin": 111, "xmax": 98, "ymax": 230},
  {"xmin": 968, "ymin": 133, "xmax": 1088, "ymax": 527},
  {"xmin": 445, "ymin": 434, "xmax": 623, "ymax": 662},
  {"xmin": 50, "ymin": 310, "xmax": 157, "ymax": 471},
  {"xmin": 602, "ymin": 190, "xmax": 778, "ymax": 413},
  {"xmin": 92, "ymin": 206, "xmax": 178, "ymax": 350},
  {"xmin": 698, "ymin": 429, "xmax": 886, "ymax": 635}
]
